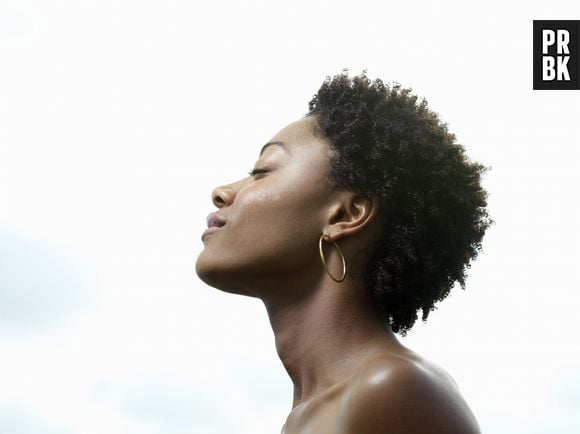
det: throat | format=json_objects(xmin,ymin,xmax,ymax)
[{"xmin": 266, "ymin": 286, "xmax": 393, "ymax": 408}]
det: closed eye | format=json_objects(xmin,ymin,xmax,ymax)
[{"xmin": 248, "ymin": 167, "xmax": 269, "ymax": 178}]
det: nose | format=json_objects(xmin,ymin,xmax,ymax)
[{"xmin": 211, "ymin": 184, "xmax": 237, "ymax": 209}]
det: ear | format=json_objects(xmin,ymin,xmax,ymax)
[{"xmin": 323, "ymin": 192, "xmax": 380, "ymax": 241}]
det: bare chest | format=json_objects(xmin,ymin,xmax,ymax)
[{"xmin": 281, "ymin": 392, "xmax": 346, "ymax": 434}]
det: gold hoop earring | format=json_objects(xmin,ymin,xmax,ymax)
[{"xmin": 319, "ymin": 233, "xmax": 346, "ymax": 283}]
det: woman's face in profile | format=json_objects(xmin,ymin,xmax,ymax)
[{"xmin": 195, "ymin": 115, "xmax": 337, "ymax": 296}]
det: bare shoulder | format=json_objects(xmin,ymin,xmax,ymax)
[{"xmin": 337, "ymin": 351, "xmax": 481, "ymax": 434}]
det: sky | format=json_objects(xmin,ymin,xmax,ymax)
[{"xmin": 0, "ymin": 1, "xmax": 579, "ymax": 433}]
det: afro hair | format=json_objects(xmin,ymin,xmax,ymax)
[{"xmin": 307, "ymin": 71, "xmax": 493, "ymax": 334}]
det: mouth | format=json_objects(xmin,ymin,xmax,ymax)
[{"xmin": 202, "ymin": 212, "xmax": 226, "ymax": 240}]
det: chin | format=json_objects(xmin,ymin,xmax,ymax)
[
  {"xmin": 194, "ymin": 250, "xmax": 221, "ymax": 286},
  {"xmin": 194, "ymin": 251, "xmax": 256, "ymax": 297}
]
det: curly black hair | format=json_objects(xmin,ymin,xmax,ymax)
[{"xmin": 307, "ymin": 71, "xmax": 493, "ymax": 334}]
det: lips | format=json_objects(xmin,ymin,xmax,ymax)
[
  {"xmin": 206, "ymin": 212, "xmax": 226, "ymax": 229},
  {"xmin": 202, "ymin": 212, "xmax": 227, "ymax": 241}
]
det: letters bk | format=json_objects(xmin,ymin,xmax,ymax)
[{"xmin": 533, "ymin": 20, "xmax": 580, "ymax": 90}]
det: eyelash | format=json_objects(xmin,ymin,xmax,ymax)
[{"xmin": 248, "ymin": 167, "xmax": 269, "ymax": 177}]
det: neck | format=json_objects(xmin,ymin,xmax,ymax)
[{"xmin": 262, "ymin": 274, "xmax": 397, "ymax": 409}]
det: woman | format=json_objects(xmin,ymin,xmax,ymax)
[{"xmin": 195, "ymin": 72, "xmax": 492, "ymax": 434}]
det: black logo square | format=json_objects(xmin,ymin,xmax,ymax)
[{"xmin": 533, "ymin": 20, "xmax": 580, "ymax": 90}]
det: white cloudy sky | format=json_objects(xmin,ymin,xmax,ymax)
[{"xmin": 1, "ymin": 1, "xmax": 579, "ymax": 433}]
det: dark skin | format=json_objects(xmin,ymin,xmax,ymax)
[{"xmin": 195, "ymin": 116, "xmax": 481, "ymax": 434}]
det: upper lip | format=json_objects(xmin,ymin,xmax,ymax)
[{"xmin": 206, "ymin": 212, "xmax": 226, "ymax": 229}]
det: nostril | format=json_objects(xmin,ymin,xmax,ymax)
[
  {"xmin": 212, "ymin": 185, "xmax": 237, "ymax": 209},
  {"xmin": 211, "ymin": 188, "xmax": 225, "ymax": 207},
  {"xmin": 212, "ymin": 194, "xmax": 225, "ymax": 208}
]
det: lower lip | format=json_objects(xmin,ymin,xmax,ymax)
[{"xmin": 202, "ymin": 225, "xmax": 223, "ymax": 240}]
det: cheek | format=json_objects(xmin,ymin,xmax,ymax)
[
  {"xmin": 245, "ymin": 183, "xmax": 318, "ymax": 223},
  {"xmin": 234, "ymin": 190, "xmax": 295, "ymax": 242},
  {"xmin": 232, "ymin": 189, "xmax": 321, "ymax": 261},
  {"xmin": 197, "ymin": 172, "xmax": 329, "ymax": 284}
]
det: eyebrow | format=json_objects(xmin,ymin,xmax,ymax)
[{"xmin": 259, "ymin": 141, "xmax": 290, "ymax": 156}]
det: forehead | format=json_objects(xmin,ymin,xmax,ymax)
[{"xmin": 260, "ymin": 116, "xmax": 330, "ymax": 159}]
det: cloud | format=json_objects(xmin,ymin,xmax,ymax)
[
  {"xmin": 0, "ymin": 404, "xmax": 73, "ymax": 434},
  {"xmin": 91, "ymin": 373, "xmax": 239, "ymax": 434},
  {"xmin": 225, "ymin": 354, "xmax": 290, "ymax": 411},
  {"xmin": 0, "ymin": 229, "xmax": 97, "ymax": 333}
]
